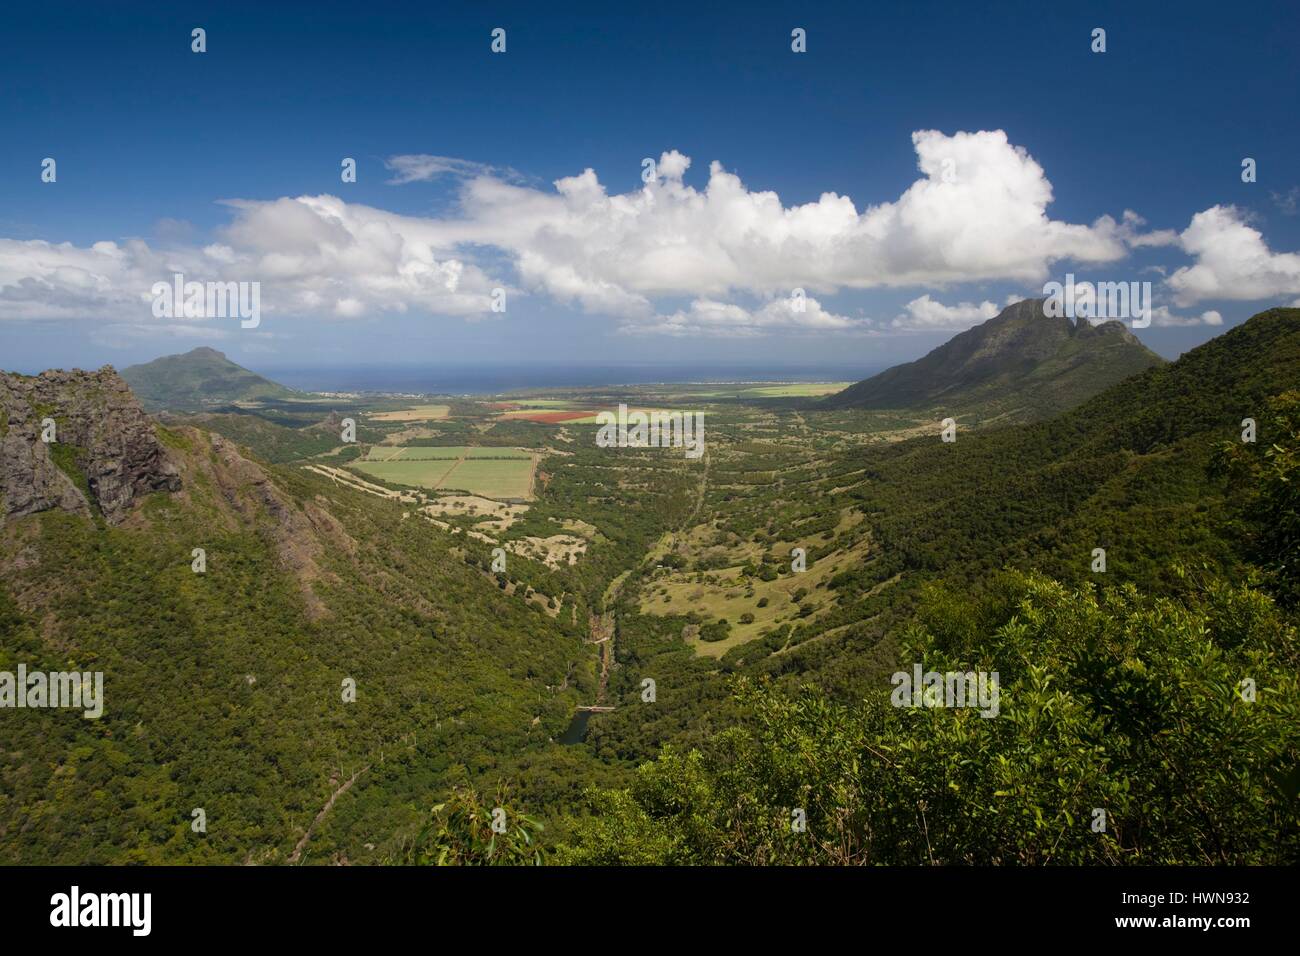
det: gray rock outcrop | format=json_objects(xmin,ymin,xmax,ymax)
[{"xmin": 0, "ymin": 366, "xmax": 181, "ymax": 525}]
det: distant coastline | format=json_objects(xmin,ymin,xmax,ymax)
[{"xmin": 254, "ymin": 364, "xmax": 884, "ymax": 396}]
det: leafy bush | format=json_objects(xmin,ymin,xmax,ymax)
[
  {"xmin": 561, "ymin": 572, "xmax": 1300, "ymax": 865},
  {"xmin": 399, "ymin": 787, "xmax": 545, "ymax": 866}
]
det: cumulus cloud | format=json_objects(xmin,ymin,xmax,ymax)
[
  {"xmin": 0, "ymin": 130, "xmax": 1234, "ymax": 334},
  {"xmin": 448, "ymin": 131, "xmax": 1144, "ymax": 317},
  {"xmin": 891, "ymin": 294, "xmax": 999, "ymax": 330},
  {"xmin": 1166, "ymin": 205, "xmax": 1300, "ymax": 305},
  {"xmin": 1150, "ymin": 305, "xmax": 1225, "ymax": 327},
  {"xmin": 1117, "ymin": 210, "xmax": 1179, "ymax": 248},
  {"xmin": 0, "ymin": 196, "xmax": 504, "ymax": 324},
  {"xmin": 623, "ymin": 295, "xmax": 867, "ymax": 337}
]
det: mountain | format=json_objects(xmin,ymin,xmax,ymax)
[
  {"xmin": 562, "ymin": 306, "xmax": 1300, "ymax": 865},
  {"xmin": 121, "ymin": 347, "xmax": 298, "ymax": 411},
  {"xmin": 0, "ymin": 367, "xmax": 598, "ymax": 865},
  {"xmin": 824, "ymin": 298, "xmax": 1165, "ymax": 419},
  {"xmin": 3, "ymin": 307, "xmax": 1297, "ymax": 866}
]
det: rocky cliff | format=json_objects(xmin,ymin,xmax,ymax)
[{"xmin": 0, "ymin": 366, "xmax": 181, "ymax": 525}]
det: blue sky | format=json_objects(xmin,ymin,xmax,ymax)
[{"xmin": 2, "ymin": 0, "xmax": 1298, "ymax": 378}]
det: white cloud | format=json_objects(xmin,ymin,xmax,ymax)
[
  {"xmin": 0, "ymin": 131, "xmax": 1214, "ymax": 334},
  {"xmin": 0, "ymin": 197, "xmax": 504, "ymax": 323},
  {"xmin": 1149, "ymin": 305, "xmax": 1225, "ymax": 327},
  {"xmin": 1166, "ymin": 205, "xmax": 1300, "ymax": 305},
  {"xmin": 1118, "ymin": 210, "xmax": 1179, "ymax": 248},
  {"xmin": 88, "ymin": 320, "xmax": 232, "ymax": 351},
  {"xmin": 1272, "ymin": 186, "xmax": 1300, "ymax": 216},
  {"xmin": 623, "ymin": 295, "xmax": 867, "ymax": 337},
  {"xmin": 383, "ymin": 154, "xmax": 510, "ymax": 185},
  {"xmin": 891, "ymin": 294, "xmax": 999, "ymax": 330},
  {"xmin": 451, "ymin": 132, "xmax": 1141, "ymax": 316}
]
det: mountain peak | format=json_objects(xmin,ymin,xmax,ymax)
[
  {"xmin": 824, "ymin": 297, "xmax": 1164, "ymax": 418},
  {"xmin": 121, "ymin": 348, "xmax": 294, "ymax": 411}
]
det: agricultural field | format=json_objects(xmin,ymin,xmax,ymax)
[
  {"xmin": 361, "ymin": 446, "xmax": 531, "ymax": 461},
  {"xmin": 439, "ymin": 458, "xmax": 536, "ymax": 499},
  {"xmin": 494, "ymin": 403, "xmax": 603, "ymax": 424},
  {"xmin": 367, "ymin": 403, "xmax": 451, "ymax": 422},
  {"xmin": 494, "ymin": 402, "xmax": 676, "ymax": 424},
  {"xmin": 735, "ymin": 382, "xmax": 850, "ymax": 398},
  {"xmin": 348, "ymin": 445, "xmax": 536, "ymax": 499},
  {"xmin": 349, "ymin": 457, "xmax": 460, "ymax": 489}
]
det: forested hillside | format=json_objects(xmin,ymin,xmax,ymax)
[
  {"xmin": 560, "ymin": 306, "xmax": 1300, "ymax": 864},
  {"xmin": 2, "ymin": 308, "xmax": 1297, "ymax": 866},
  {"xmin": 825, "ymin": 298, "xmax": 1164, "ymax": 422},
  {"xmin": 0, "ymin": 414, "xmax": 631, "ymax": 862}
]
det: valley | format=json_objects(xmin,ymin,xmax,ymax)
[{"xmin": 2, "ymin": 304, "xmax": 1298, "ymax": 865}]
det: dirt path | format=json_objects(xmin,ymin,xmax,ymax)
[
  {"xmin": 431, "ymin": 449, "xmax": 470, "ymax": 490},
  {"xmin": 683, "ymin": 449, "xmax": 709, "ymax": 529},
  {"xmin": 588, "ymin": 611, "xmax": 616, "ymax": 704},
  {"xmin": 288, "ymin": 763, "xmax": 371, "ymax": 864}
]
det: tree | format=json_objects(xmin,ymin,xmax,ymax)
[
  {"xmin": 560, "ymin": 572, "xmax": 1300, "ymax": 865},
  {"xmin": 400, "ymin": 786, "xmax": 546, "ymax": 866},
  {"xmin": 1212, "ymin": 389, "xmax": 1300, "ymax": 606}
]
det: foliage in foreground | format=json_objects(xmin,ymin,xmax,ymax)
[
  {"xmin": 558, "ymin": 572, "xmax": 1300, "ymax": 864},
  {"xmin": 399, "ymin": 786, "xmax": 546, "ymax": 865},
  {"xmin": 1212, "ymin": 389, "xmax": 1300, "ymax": 608}
]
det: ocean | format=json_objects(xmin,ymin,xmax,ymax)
[{"xmin": 254, "ymin": 363, "xmax": 881, "ymax": 396}]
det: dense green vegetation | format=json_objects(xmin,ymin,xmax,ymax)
[
  {"xmin": 3, "ymin": 306, "xmax": 1298, "ymax": 865},
  {"xmin": 174, "ymin": 411, "xmax": 341, "ymax": 463},
  {"xmin": 563, "ymin": 572, "xmax": 1298, "ymax": 864}
]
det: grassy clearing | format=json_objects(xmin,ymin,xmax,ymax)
[
  {"xmin": 639, "ymin": 511, "xmax": 872, "ymax": 658},
  {"xmin": 506, "ymin": 534, "xmax": 587, "ymax": 568}
]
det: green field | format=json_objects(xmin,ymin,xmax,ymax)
[
  {"xmin": 350, "ymin": 445, "xmax": 535, "ymax": 498},
  {"xmin": 738, "ymin": 382, "xmax": 850, "ymax": 398},
  {"xmin": 349, "ymin": 457, "xmax": 460, "ymax": 488},
  {"xmin": 437, "ymin": 458, "xmax": 535, "ymax": 499},
  {"xmin": 362, "ymin": 445, "xmax": 531, "ymax": 461}
]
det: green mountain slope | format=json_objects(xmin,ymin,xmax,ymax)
[
  {"xmin": 121, "ymin": 347, "xmax": 298, "ymax": 411},
  {"xmin": 0, "ymin": 372, "xmax": 607, "ymax": 863},
  {"xmin": 825, "ymin": 298, "xmax": 1165, "ymax": 421},
  {"xmin": 753, "ymin": 308, "xmax": 1300, "ymax": 696},
  {"xmin": 555, "ymin": 307, "xmax": 1300, "ymax": 866},
  {"xmin": 4, "ymin": 308, "xmax": 1297, "ymax": 866}
]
